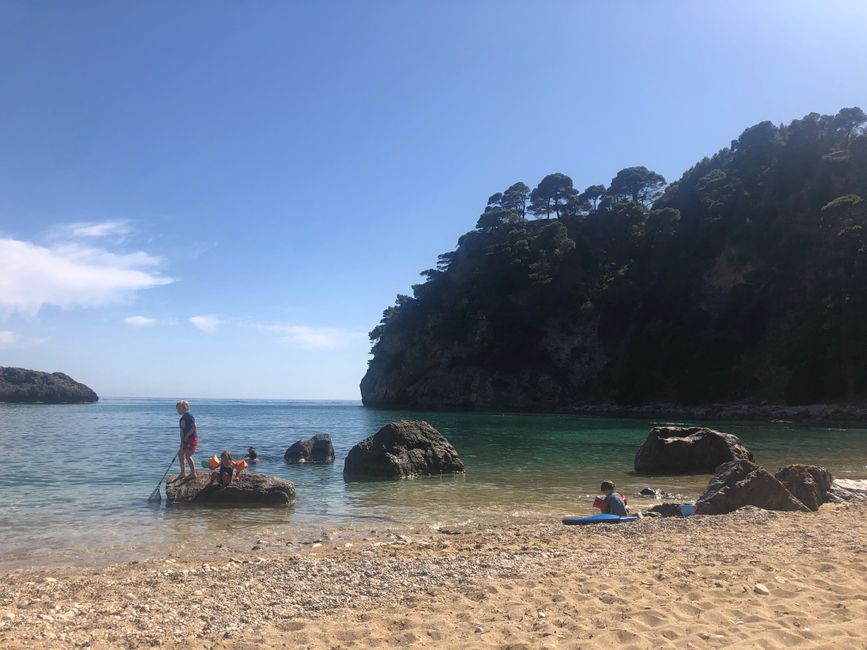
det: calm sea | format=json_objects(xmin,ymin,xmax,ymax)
[{"xmin": 1, "ymin": 398, "xmax": 865, "ymax": 569}]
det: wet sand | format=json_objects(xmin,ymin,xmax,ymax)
[{"xmin": 1, "ymin": 500, "xmax": 866, "ymax": 648}]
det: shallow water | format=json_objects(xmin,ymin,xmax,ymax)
[{"xmin": 1, "ymin": 398, "xmax": 865, "ymax": 569}]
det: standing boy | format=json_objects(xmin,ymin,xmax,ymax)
[{"xmin": 176, "ymin": 400, "xmax": 198, "ymax": 480}]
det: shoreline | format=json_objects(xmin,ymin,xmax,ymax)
[
  {"xmin": 2, "ymin": 502, "xmax": 865, "ymax": 648},
  {"xmin": 367, "ymin": 401, "xmax": 867, "ymax": 426}
]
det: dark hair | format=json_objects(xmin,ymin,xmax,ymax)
[{"xmin": 600, "ymin": 480, "xmax": 615, "ymax": 491}]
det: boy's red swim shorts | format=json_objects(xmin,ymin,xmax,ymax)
[{"xmin": 181, "ymin": 436, "xmax": 198, "ymax": 454}]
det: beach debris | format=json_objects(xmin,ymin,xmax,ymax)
[
  {"xmin": 634, "ymin": 426, "xmax": 753, "ymax": 474},
  {"xmin": 284, "ymin": 433, "xmax": 336, "ymax": 464},
  {"xmin": 754, "ymin": 583, "xmax": 770, "ymax": 595},
  {"xmin": 646, "ymin": 503, "xmax": 692, "ymax": 518},
  {"xmin": 343, "ymin": 420, "xmax": 465, "ymax": 480}
]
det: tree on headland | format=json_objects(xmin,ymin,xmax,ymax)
[
  {"xmin": 529, "ymin": 173, "xmax": 577, "ymax": 219},
  {"xmin": 607, "ymin": 166, "xmax": 667, "ymax": 205},
  {"xmin": 579, "ymin": 184, "xmax": 606, "ymax": 210},
  {"xmin": 833, "ymin": 107, "xmax": 867, "ymax": 146},
  {"xmin": 500, "ymin": 182, "xmax": 531, "ymax": 219}
]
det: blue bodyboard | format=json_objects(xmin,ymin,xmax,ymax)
[{"xmin": 562, "ymin": 513, "xmax": 639, "ymax": 525}]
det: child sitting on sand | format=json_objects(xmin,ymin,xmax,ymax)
[
  {"xmin": 593, "ymin": 480, "xmax": 629, "ymax": 516},
  {"xmin": 209, "ymin": 450, "xmax": 235, "ymax": 487}
]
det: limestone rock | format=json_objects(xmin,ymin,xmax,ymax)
[
  {"xmin": 165, "ymin": 472, "xmax": 295, "ymax": 506},
  {"xmin": 284, "ymin": 433, "xmax": 335, "ymax": 464},
  {"xmin": 0, "ymin": 366, "xmax": 98, "ymax": 404},
  {"xmin": 774, "ymin": 464, "xmax": 833, "ymax": 511},
  {"xmin": 634, "ymin": 426, "xmax": 753, "ymax": 474},
  {"xmin": 695, "ymin": 459, "xmax": 810, "ymax": 515},
  {"xmin": 343, "ymin": 420, "xmax": 464, "ymax": 480},
  {"xmin": 827, "ymin": 479, "xmax": 867, "ymax": 501}
]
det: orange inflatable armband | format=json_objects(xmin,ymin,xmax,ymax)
[
  {"xmin": 208, "ymin": 455, "xmax": 220, "ymax": 470},
  {"xmin": 234, "ymin": 459, "xmax": 248, "ymax": 474}
]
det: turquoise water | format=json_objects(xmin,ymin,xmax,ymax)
[{"xmin": 1, "ymin": 398, "xmax": 866, "ymax": 569}]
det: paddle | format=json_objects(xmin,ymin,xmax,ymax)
[{"xmin": 147, "ymin": 453, "xmax": 178, "ymax": 503}]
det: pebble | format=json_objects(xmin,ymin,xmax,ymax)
[
  {"xmin": 42, "ymin": 577, "xmax": 58, "ymax": 584},
  {"xmin": 754, "ymin": 583, "xmax": 770, "ymax": 595},
  {"xmin": 3, "ymin": 612, "xmax": 15, "ymax": 621}
]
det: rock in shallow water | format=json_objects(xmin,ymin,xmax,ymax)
[
  {"xmin": 343, "ymin": 420, "xmax": 464, "ymax": 480},
  {"xmin": 284, "ymin": 433, "xmax": 335, "ymax": 464},
  {"xmin": 634, "ymin": 426, "xmax": 753, "ymax": 474},
  {"xmin": 165, "ymin": 472, "xmax": 295, "ymax": 506}
]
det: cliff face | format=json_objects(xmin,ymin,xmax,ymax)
[
  {"xmin": 0, "ymin": 367, "xmax": 99, "ymax": 404},
  {"xmin": 361, "ymin": 110, "xmax": 867, "ymax": 410}
]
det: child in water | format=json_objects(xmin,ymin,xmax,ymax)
[
  {"xmin": 593, "ymin": 480, "xmax": 629, "ymax": 516},
  {"xmin": 210, "ymin": 450, "xmax": 235, "ymax": 486},
  {"xmin": 245, "ymin": 446, "xmax": 258, "ymax": 463}
]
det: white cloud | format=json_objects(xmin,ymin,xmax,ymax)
[
  {"xmin": 0, "ymin": 330, "xmax": 47, "ymax": 349},
  {"xmin": 0, "ymin": 238, "xmax": 172, "ymax": 317},
  {"xmin": 124, "ymin": 315, "xmax": 157, "ymax": 327},
  {"xmin": 189, "ymin": 315, "xmax": 222, "ymax": 332},
  {"xmin": 256, "ymin": 322, "xmax": 364, "ymax": 349},
  {"xmin": 54, "ymin": 220, "xmax": 132, "ymax": 240}
]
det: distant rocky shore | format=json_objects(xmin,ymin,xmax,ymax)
[
  {"xmin": 0, "ymin": 366, "xmax": 98, "ymax": 404},
  {"xmin": 564, "ymin": 401, "xmax": 867, "ymax": 425}
]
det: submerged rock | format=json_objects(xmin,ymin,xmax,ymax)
[
  {"xmin": 634, "ymin": 426, "xmax": 753, "ymax": 474},
  {"xmin": 0, "ymin": 366, "xmax": 98, "ymax": 404},
  {"xmin": 774, "ymin": 464, "xmax": 833, "ymax": 511},
  {"xmin": 284, "ymin": 433, "xmax": 335, "ymax": 464},
  {"xmin": 695, "ymin": 459, "xmax": 809, "ymax": 515},
  {"xmin": 343, "ymin": 420, "xmax": 464, "ymax": 480},
  {"xmin": 165, "ymin": 472, "xmax": 295, "ymax": 506}
]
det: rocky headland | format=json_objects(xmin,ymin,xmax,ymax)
[
  {"xmin": 0, "ymin": 367, "xmax": 98, "ymax": 404},
  {"xmin": 361, "ymin": 109, "xmax": 867, "ymax": 419}
]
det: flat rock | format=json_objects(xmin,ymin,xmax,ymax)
[
  {"xmin": 343, "ymin": 420, "xmax": 464, "ymax": 480},
  {"xmin": 284, "ymin": 433, "xmax": 335, "ymax": 464},
  {"xmin": 695, "ymin": 459, "xmax": 809, "ymax": 515},
  {"xmin": 165, "ymin": 472, "xmax": 295, "ymax": 506},
  {"xmin": 634, "ymin": 426, "xmax": 753, "ymax": 474}
]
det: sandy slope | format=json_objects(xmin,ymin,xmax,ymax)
[{"xmin": 1, "ymin": 501, "xmax": 866, "ymax": 649}]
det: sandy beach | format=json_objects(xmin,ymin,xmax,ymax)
[{"xmin": 1, "ymin": 500, "xmax": 865, "ymax": 649}]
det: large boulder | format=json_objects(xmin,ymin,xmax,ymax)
[
  {"xmin": 343, "ymin": 420, "xmax": 464, "ymax": 480},
  {"xmin": 634, "ymin": 426, "xmax": 753, "ymax": 474},
  {"xmin": 774, "ymin": 464, "xmax": 833, "ymax": 511},
  {"xmin": 165, "ymin": 472, "xmax": 295, "ymax": 506},
  {"xmin": 284, "ymin": 433, "xmax": 335, "ymax": 464},
  {"xmin": 0, "ymin": 366, "xmax": 98, "ymax": 404},
  {"xmin": 695, "ymin": 459, "xmax": 810, "ymax": 515}
]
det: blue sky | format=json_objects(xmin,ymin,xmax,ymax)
[{"xmin": 1, "ymin": 1, "xmax": 866, "ymax": 399}]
